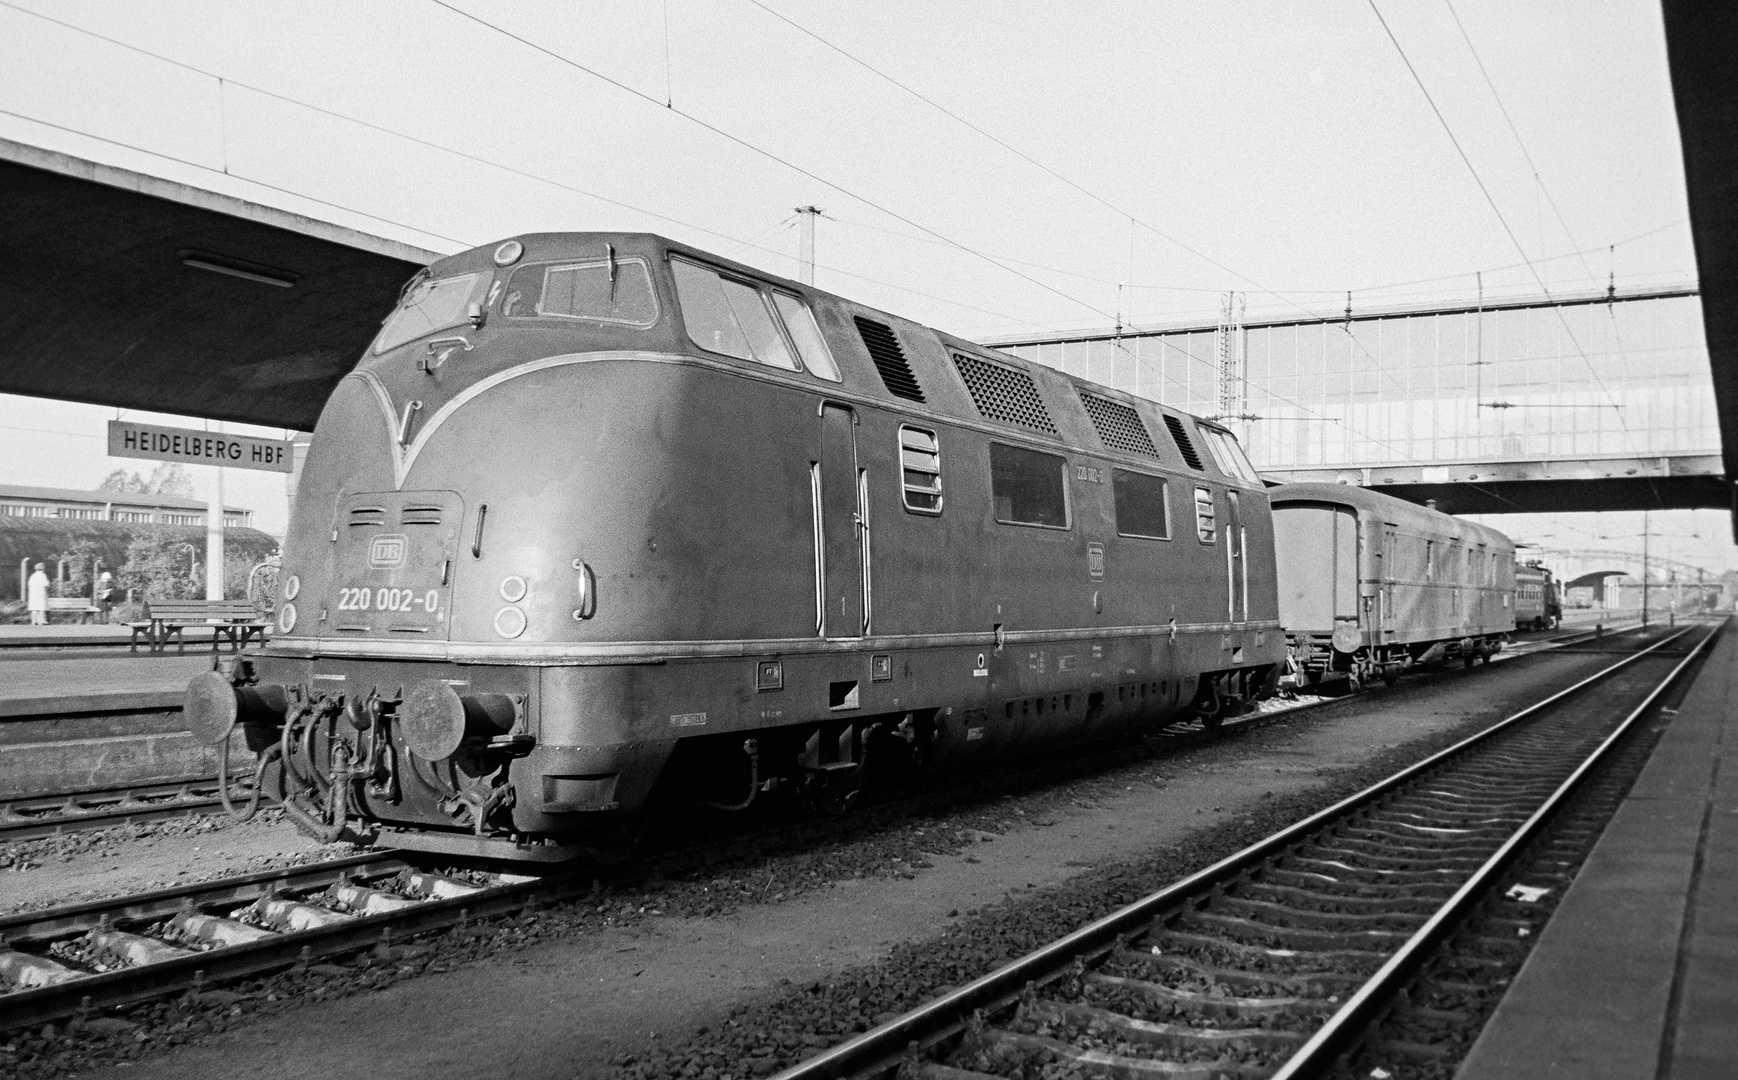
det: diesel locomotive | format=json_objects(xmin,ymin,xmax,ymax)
[
  {"xmin": 188, "ymin": 232, "xmax": 1285, "ymax": 861},
  {"xmin": 1271, "ymin": 483, "xmax": 1517, "ymax": 688}
]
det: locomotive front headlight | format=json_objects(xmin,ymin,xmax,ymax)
[
  {"xmin": 494, "ymin": 606, "xmax": 527, "ymax": 639},
  {"xmin": 278, "ymin": 602, "xmax": 298, "ymax": 634},
  {"xmin": 282, "ymin": 574, "xmax": 300, "ymax": 601}
]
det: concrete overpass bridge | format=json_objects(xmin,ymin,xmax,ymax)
[{"xmin": 988, "ymin": 285, "xmax": 1724, "ymax": 518}]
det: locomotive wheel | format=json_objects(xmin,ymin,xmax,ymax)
[
  {"xmin": 577, "ymin": 808, "xmax": 652, "ymax": 866},
  {"xmin": 803, "ymin": 768, "xmax": 864, "ymax": 816}
]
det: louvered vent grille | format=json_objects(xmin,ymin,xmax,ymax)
[
  {"xmin": 1079, "ymin": 393, "xmax": 1159, "ymax": 458},
  {"xmin": 1163, "ymin": 414, "xmax": 1205, "ymax": 470},
  {"xmin": 853, "ymin": 317, "xmax": 925, "ymax": 401},
  {"xmin": 401, "ymin": 504, "xmax": 443, "ymax": 526},
  {"xmin": 348, "ymin": 506, "xmax": 387, "ymax": 527},
  {"xmin": 952, "ymin": 353, "xmax": 1057, "ymax": 434}
]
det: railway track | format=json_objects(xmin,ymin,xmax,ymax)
[
  {"xmin": 0, "ymin": 622, "xmax": 1687, "ymax": 1036},
  {"xmin": 0, "ymin": 777, "xmax": 231, "ymax": 842},
  {"xmin": 767, "ymin": 620, "xmax": 1720, "ymax": 1080},
  {"xmin": 0, "ymin": 694, "xmax": 1313, "ymax": 1034},
  {"xmin": 0, "ymin": 624, "xmax": 1637, "ymax": 844}
]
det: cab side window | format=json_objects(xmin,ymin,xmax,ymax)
[
  {"xmin": 672, "ymin": 258, "xmax": 842, "ymax": 381},
  {"xmin": 672, "ymin": 258, "xmax": 796, "ymax": 370}
]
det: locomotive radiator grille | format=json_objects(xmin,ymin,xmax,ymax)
[
  {"xmin": 952, "ymin": 352, "xmax": 1057, "ymax": 434},
  {"xmin": 1079, "ymin": 392, "xmax": 1160, "ymax": 458}
]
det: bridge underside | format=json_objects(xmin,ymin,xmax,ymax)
[
  {"xmin": 1263, "ymin": 453, "xmax": 1727, "ymax": 515},
  {"xmin": 1664, "ymin": 2, "xmax": 1738, "ymax": 534},
  {"xmin": 0, "ymin": 139, "xmax": 437, "ymax": 432}
]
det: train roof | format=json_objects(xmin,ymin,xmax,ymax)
[
  {"xmin": 419, "ymin": 232, "xmax": 1259, "ymax": 486},
  {"xmin": 1268, "ymin": 482, "xmax": 1515, "ymax": 548}
]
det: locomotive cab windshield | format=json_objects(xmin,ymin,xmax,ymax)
[{"xmin": 373, "ymin": 271, "xmax": 494, "ymax": 354}]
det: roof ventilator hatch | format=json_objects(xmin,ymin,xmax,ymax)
[{"xmin": 1163, "ymin": 414, "xmax": 1205, "ymax": 470}]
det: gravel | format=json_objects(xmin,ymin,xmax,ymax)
[
  {"xmin": 605, "ymin": 703, "xmax": 1527, "ymax": 1080},
  {"xmin": 0, "ymin": 654, "xmax": 1607, "ymax": 1080}
]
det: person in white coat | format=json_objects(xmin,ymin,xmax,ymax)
[{"xmin": 26, "ymin": 562, "xmax": 49, "ymax": 625}]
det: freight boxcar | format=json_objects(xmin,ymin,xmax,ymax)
[
  {"xmin": 188, "ymin": 232, "xmax": 1285, "ymax": 861},
  {"xmin": 1271, "ymin": 483, "xmax": 1516, "ymax": 687}
]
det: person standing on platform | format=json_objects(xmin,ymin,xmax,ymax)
[
  {"xmin": 96, "ymin": 570, "xmax": 118, "ymax": 623},
  {"xmin": 26, "ymin": 562, "xmax": 49, "ymax": 625}
]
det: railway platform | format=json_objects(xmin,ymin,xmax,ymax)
[
  {"xmin": 1459, "ymin": 622, "xmax": 1737, "ymax": 1080},
  {"xmin": 0, "ymin": 652, "xmax": 217, "ymax": 805},
  {"xmin": 0, "ymin": 622, "xmax": 249, "ymax": 652}
]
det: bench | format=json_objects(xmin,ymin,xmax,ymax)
[
  {"xmin": 43, "ymin": 597, "xmax": 104, "ymax": 623},
  {"xmin": 129, "ymin": 600, "xmax": 269, "ymax": 654}
]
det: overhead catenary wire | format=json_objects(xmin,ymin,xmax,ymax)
[
  {"xmin": 0, "ymin": 0, "xmax": 1667, "ymax": 528},
  {"xmin": 1365, "ymin": 0, "xmax": 1659, "ymax": 505},
  {"xmin": 1442, "ymin": 0, "xmax": 1599, "ymax": 287},
  {"xmin": 0, "ymin": 1, "xmax": 1065, "ymax": 335},
  {"xmin": 427, "ymin": 0, "xmax": 1128, "ymax": 328}
]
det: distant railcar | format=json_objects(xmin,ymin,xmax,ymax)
[
  {"xmin": 187, "ymin": 232, "xmax": 1284, "ymax": 861},
  {"xmin": 1514, "ymin": 561, "xmax": 1561, "ymax": 631},
  {"xmin": 1271, "ymin": 484, "xmax": 1516, "ymax": 687}
]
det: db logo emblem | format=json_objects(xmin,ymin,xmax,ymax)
[
  {"xmin": 369, "ymin": 534, "xmax": 407, "ymax": 568},
  {"xmin": 1087, "ymin": 542, "xmax": 1105, "ymax": 581}
]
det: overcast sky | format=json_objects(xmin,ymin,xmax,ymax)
[{"xmin": 0, "ymin": 0, "xmax": 1728, "ymax": 572}]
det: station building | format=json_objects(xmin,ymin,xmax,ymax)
[{"xmin": 0, "ymin": 483, "xmax": 252, "ymax": 528}]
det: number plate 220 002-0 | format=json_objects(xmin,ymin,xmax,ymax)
[{"xmin": 335, "ymin": 585, "xmax": 442, "ymax": 617}]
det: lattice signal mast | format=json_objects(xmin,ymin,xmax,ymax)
[{"xmin": 1214, "ymin": 291, "xmax": 1252, "ymax": 436}]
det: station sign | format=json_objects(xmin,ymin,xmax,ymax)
[{"xmin": 107, "ymin": 420, "xmax": 294, "ymax": 474}]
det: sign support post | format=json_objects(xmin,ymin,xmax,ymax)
[{"xmin": 206, "ymin": 444, "xmax": 224, "ymax": 601}]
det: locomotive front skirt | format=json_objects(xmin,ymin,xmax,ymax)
[{"xmin": 186, "ymin": 232, "xmax": 1284, "ymax": 860}]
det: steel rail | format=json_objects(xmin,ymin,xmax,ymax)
[
  {"xmin": 0, "ymin": 850, "xmax": 587, "ymax": 1034},
  {"xmin": 769, "ymin": 624, "xmax": 1699, "ymax": 1080},
  {"xmin": 1268, "ymin": 616, "xmax": 1724, "ymax": 1078},
  {"xmin": 0, "ymin": 624, "xmax": 1677, "ymax": 1038},
  {"xmin": 0, "ymin": 691, "xmax": 1307, "ymax": 1034},
  {"xmin": 0, "ymin": 778, "xmax": 231, "ymax": 842}
]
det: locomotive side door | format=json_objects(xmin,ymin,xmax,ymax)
[
  {"xmin": 1225, "ymin": 489, "xmax": 1247, "ymax": 623},
  {"xmin": 814, "ymin": 403, "xmax": 866, "ymax": 638}
]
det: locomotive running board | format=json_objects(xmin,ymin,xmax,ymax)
[{"xmin": 375, "ymin": 826, "xmax": 589, "ymax": 863}]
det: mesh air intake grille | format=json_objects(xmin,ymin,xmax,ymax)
[
  {"xmin": 1079, "ymin": 393, "xmax": 1159, "ymax": 458},
  {"xmin": 952, "ymin": 353, "xmax": 1057, "ymax": 434},
  {"xmin": 853, "ymin": 317, "xmax": 925, "ymax": 401},
  {"xmin": 1163, "ymin": 414, "xmax": 1205, "ymax": 470}
]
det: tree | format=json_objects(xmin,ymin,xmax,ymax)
[
  {"xmin": 120, "ymin": 530, "xmax": 202, "ymax": 602},
  {"xmin": 98, "ymin": 469, "xmax": 148, "ymax": 493},
  {"xmin": 96, "ymin": 463, "xmax": 195, "ymax": 497},
  {"xmin": 146, "ymin": 463, "xmax": 196, "ymax": 497}
]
